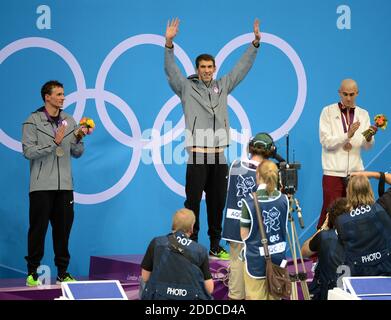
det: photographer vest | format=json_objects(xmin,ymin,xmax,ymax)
[
  {"xmin": 242, "ymin": 190, "xmax": 289, "ymax": 278},
  {"xmin": 141, "ymin": 231, "xmax": 212, "ymax": 300},
  {"xmin": 311, "ymin": 230, "xmax": 345, "ymax": 300},
  {"xmin": 222, "ymin": 159, "xmax": 259, "ymax": 242},
  {"xmin": 336, "ymin": 203, "xmax": 391, "ymax": 276}
]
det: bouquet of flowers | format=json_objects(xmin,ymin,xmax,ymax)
[
  {"xmin": 75, "ymin": 117, "xmax": 95, "ymax": 139},
  {"xmin": 362, "ymin": 114, "xmax": 387, "ymax": 141}
]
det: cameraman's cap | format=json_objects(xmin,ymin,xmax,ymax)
[{"xmin": 251, "ymin": 133, "xmax": 274, "ymax": 150}]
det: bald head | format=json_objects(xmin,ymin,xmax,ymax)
[
  {"xmin": 340, "ymin": 79, "xmax": 358, "ymax": 92},
  {"xmin": 339, "ymin": 79, "xmax": 359, "ymax": 108}
]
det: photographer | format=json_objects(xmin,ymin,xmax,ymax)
[
  {"xmin": 301, "ymin": 198, "xmax": 347, "ymax": 300},
  {"xmin": 350, "ymin": 171, "xmax": 391, "ymax": 199},
  {"xmin": 140, "ymin": 208, "xmax": 213, "ymax": 300},
  {"xmin": 335, "ymin": 175, "xmax": 391, "ymax": 276}
]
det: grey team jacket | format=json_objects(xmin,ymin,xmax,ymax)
[
  {"xmin": 164, "ymin": 43, "xmax": 258, "ymax": 148},
  {"xmin": 22, "ymin": 107, "xmax": 84, "ymax": 192}
]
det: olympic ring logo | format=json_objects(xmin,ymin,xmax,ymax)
[{"xmin": 0, "ymin": 33, "xmax": 307, "ymax": 204}]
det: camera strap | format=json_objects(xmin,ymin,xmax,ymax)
[
  {"xmin": 167, "ymin": 233, "xmax": 197, "ymax": 265},
  {"xmin": 252, "ymin": 192, "xmax": 271, "ymax": 259}
]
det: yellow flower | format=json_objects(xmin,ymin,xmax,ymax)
[{"xmin": 86, "ymin": 119, "xmax": 95, "ymax": 128}]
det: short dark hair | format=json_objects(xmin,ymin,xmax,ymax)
[
  {"xmin": 195, "ymin": 54, "xmax": 215, "ymax": 68},
  {"xmin": 41, "ymin": 80, "xmax": 63, "ymax": 102},
  {"xmin": 327, "ymin": 197, "xmax": 348, "ymax": 229}
]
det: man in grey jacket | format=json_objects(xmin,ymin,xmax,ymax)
[
  {"xmin": 22, "ymin": 80, "xmax": 85, "ymax": 286},
  {"xmin": 164, "ymin": 18, "xmax": 260, "ymax": 259}
]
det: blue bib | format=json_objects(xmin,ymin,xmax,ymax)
[
  {"xmin": 242, "ymin": 191, "xmax": 289, "ymax": 278},
  {"xmin": 141, "ymin": 231, "xmax": 212, "ymax": 300},
  {"xmin": 336, "ymin": 203, "xmax": 391, "ymax": 276},
  {"xmin": 222, "ymin": 159, "xmax": 258, "ymax": 242}
]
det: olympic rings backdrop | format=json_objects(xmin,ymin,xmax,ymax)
[{"xmin": 1, "ymin": 0, "xmax": 390, "ymax": 278}]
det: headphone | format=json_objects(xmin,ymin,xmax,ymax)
[{"xmin": 249, "ymin": 132, "xmax": 276, "ymax": 153}]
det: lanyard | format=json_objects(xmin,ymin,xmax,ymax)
[
  {"xmin": 43, "ymin": 108, "xmax": 62, "ymax": 135},
  {"xmin": 339, "ymin": 102, "xmax": 355, "ymax": 133}
]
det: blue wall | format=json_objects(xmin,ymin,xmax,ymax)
[{"xmin": 1, "ymin": 0, "xmax": 390, "ymax": 278}]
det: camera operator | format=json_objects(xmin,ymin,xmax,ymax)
[{"xmin": 222, "ymin": 132, "xmax": 275, "ymax": 300}]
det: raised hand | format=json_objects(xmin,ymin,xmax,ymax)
[
  {"xmin": 54, "ymin": 124, "xmax": 66, "ymax": 145},
  {"xmin": 165, "ymin": 18, "xmax": 180, "ymax": 47},
  {"xmin": 253, "ymin": 19, "xmax": 261, "ymax": 45}
]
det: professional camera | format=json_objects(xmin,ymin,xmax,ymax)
[
  {"xmin": 250, "ymin": 132, "xmax": 301, "ymax": 195},
  {"xmin": 273, "ymin": 134, "xmax": 301, "ymax": 195},
  {"xmin": 279, "ymin": 162, "xmax": 301, "ymax": 195}
]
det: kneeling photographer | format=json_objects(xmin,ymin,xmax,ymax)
[
  {"xmin": 140, "ymin": 208, "xmax": 213, "ymax": 300},
  {"xmin": 301, "ymin": 198, "xmax": 347, "ymax": 300}
]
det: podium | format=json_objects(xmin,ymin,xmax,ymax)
[
  {"xmin": 328, "ymin": 276, "xmax": 391, "ymax": 300},
  {"xmin": 60, "ymin": 280, "xmax": 128, "ymax": 300}
]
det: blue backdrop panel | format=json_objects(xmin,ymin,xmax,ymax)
[{"xmin": 1, "ymin": 0, "xmax": 390, "ymax": 278}]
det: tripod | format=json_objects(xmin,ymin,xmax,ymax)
[{"xmin": 285, "ymin": 195, "xmax": 310, "ymax": 300}]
